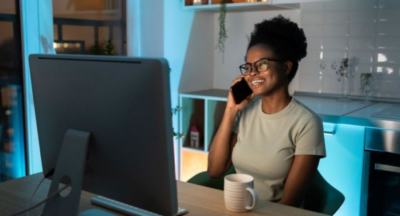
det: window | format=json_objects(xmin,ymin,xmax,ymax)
[
  {"xmin": 0, "ymin": 0, "xmax": 26, "ymax": 182},
  {"xmin": 53, "ymin": 0, "xmax": 126, "ymax": 55}
]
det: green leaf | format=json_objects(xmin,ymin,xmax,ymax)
[{"xmin": 216, "ymin": 0, "xmax": 228, "ymax": 54}]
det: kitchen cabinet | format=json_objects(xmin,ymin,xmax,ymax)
[
  {"xmin": 181, "ymin": 149, "xmax": 208, "ymax": 181},
  {"xmin": 320, "ymin": 123, "xmax": 365, "ymax": 216}
]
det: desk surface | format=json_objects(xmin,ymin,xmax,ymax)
[{"xmin": 0, "ymin": 174, "xmax": 327, "ymax": 216}]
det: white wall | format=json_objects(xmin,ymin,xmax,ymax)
[
  {"xmin": 207, "ymin": 0, "xmax": 400, "ymax": 100},
  {"xmin": 127, "ymin": 0, "xmax": 164, "ymax": 57},
  {"xmin": 140, "ymin": 0, "xmax": 164, "ymax": 57},
  {"xmin": 163, "ymin": 0, "xmax": 218, "ymax": 136},
  {"xmin": 178, "ymin": 11, "xmax": 215, "ymax": 93},
  {"xmin": 212, "ymin": 9, "xmax": 301, "ymax": 94},
  {"xmin": 164, "ymin": 0, "xmax": 200, "ymax": 180},
  {"xmin": 21, "ymin": 0, "xmax": 55, "ymax": 174},
  {"xmin": 299, "ymin": 0, "xmax": 400, "ymax": 99},
  {"xmin": 164, "ymin": 0, "xmax": 193, "ymax": 114}
]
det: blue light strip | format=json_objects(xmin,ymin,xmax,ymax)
[{"xmin": 320, "ymin": 123, "xmax": 365, "ymax": 216}]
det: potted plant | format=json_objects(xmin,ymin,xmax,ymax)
[
  {"xmin": 334, "ymin": 57, "xmax": 349, "ymax": 101},
  {"xmin": 216, "ymin": 0, "xmax": 228, "ymax": 54},
  {"xmin": 89, "ymin": 40, "xmax": 116, "ymax": 55},
  {"xmin": 360, "ymin": 73, "xmax": 373, "ymax": 98}
]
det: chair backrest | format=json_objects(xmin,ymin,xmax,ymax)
[
  {"xmin": 303, "ymin": 170, "xmax": 345, "ymax": 216},
  {"xmin": 187, "ymin": 165, "xmax": 236, "ymax": 190}
]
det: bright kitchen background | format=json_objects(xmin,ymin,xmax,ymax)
[
  {"xmin": 299, "ymin": 0, "xmax": 400, "ymax": 99},
  {"xmin": 15, "ymin": 1, "xmax": 398, "ymax": 216},
  {"xmin": 23, "ymin": 0, "xmax": 400, "ymax": 174},
  {"xmin": 185, "ymin": 0, "xmax": 400, "ymax": 100}
]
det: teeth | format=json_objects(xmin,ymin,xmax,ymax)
[{"xmin": 252, "ymin": 80, "xmax": 265, "ymax": 85}]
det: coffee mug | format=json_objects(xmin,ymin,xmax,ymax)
[{"xmin": 224, "ymin": 174, "xmax": 258, "ymax": 212}]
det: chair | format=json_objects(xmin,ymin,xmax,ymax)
[
  {"xmin": 187, "ymin": 165, "xmax": 236, "ymax": 190},
  {"xmin": 188, "ymin": 168, "xmax": 345, "ymax": 216},
  {"xmin": 303, "ymin": 170, "xmax": 345, "ymax": 216}
]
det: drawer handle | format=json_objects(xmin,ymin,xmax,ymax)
[{"xmin": 375, "ymin": 163, "xmax": 400, "ymax": 174}]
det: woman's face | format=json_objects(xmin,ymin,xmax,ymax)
[{"xmin": 243, "ymin": 45, "xmax": 289, "ymax": 96}]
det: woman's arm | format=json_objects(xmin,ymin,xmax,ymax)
[
  {"xmin": 207, "ymin": 76, "xmax": 254, "ymax": 179},
  {"xmin": 207, "ymin": 114, "xmax": 238, "ymax": 179},
  {"xmin": 278, "ymin": 155, "xmax": 321, "ymax": 207}
]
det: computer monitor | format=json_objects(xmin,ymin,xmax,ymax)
[{"xmin": 29, "ymin": 54, "xmax": 177, "ymax": 215}]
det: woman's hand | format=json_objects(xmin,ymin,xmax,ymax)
[
  {"xmin": 226, "ymin": 76, "xmax": 255, "ymax": 113},
  {"xmin": 208, "ymin": 76, "xmax": 254, "ymax": 178}
]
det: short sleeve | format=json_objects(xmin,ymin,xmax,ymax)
[
  {"xmin": 232, "ymin": 111, "xmax": 242, "ymax": 134},
  {"xmin": 294, "ymin": 115, "xmax": 326, "ymax": 157}
]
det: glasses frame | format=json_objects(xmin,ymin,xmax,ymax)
[{"xmin": 239, "ymin": 58, "xmax": 286, "ymax": 76}]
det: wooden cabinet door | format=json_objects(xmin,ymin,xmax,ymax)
[{"xmin": 181, "ymin": 149, "xmax": 208, "ymax": 182}]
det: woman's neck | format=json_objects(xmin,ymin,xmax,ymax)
[{"xmin": 260, "ymin": 87, "xmax": 292, "ymax": 114}]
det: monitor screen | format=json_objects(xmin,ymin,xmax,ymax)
[{"xmin": 29, "ymin": 54, "xmax": 177, "ymax": 215}]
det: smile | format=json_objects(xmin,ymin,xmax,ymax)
[{"xmin": 251, "ymin": 79, "xmax": 265, "ymax": 86}]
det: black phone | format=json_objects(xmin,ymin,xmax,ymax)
[{"xmin": 231, "ymin": 78, "xmax": 253, "ymax": 104}]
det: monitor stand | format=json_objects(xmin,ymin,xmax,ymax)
[
  {"xmin": 41, "ymin": 129, "xmax": 186, "ymax": 216},
  {"xmin": 42, "ymin": 129, "xmax": 92, "ymax": 216}
]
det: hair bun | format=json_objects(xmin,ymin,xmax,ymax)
[
  {"xmin": 248, "ymin": 15, "xmax": 307, "ymax": 62},
  {"xmin": 247, "ymin": 15, "xmax": 307, "ymax": 83}
]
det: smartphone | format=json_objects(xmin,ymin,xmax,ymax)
[{"xmin": 231, "ymin": 78, "xmax": 253, "ymax": 104}]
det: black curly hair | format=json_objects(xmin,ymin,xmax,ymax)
[{"xmin": 247, "ymin": 15, "xmax": 307, "ymax": 83}]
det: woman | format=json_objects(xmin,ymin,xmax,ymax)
[{"xmin": 207, "ymin": 15, "xmax": 326, "ymax": 207}]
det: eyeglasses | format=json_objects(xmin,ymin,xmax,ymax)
[{"xmin": 239, "ymin": 58, "xmax": 285, "ymax": 76}]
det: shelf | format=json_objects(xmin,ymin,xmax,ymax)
[
  {"xmin": 183, "ymin": 0, "xmax": 299, "ymax": 11},
  {"xmin": 180, "ymin": 89, "xmax": 228, "ymax": 152},
  {"xmin": 206, "ymin": 100, "xmax": 226, "ymax": 150},
  {"xmin": 179, "ymin": 89, "xmax": 228, "ymax": 181},
  {"xmin": 181, "ymin": 97, "xmax": 205, "ymax": 151}
]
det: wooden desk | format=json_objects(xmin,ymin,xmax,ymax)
[{"xmin": 0, "ymin": 174, "xmax": 327, "ymax": 216}]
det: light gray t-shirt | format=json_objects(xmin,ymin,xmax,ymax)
[{"xmin": 232, "ymin": 97, "xmax": 326, "ymax": 202}]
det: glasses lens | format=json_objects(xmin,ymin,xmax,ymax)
[
  {"xmin": 256, "ymin": 59, "xmax": 268, "ymax": 72},
  {"xmin": 240, "ymin": 64, "xmax": 251, "ymax": 75}
]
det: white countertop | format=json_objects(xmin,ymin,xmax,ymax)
[
  {"xmin": 294, "ymin": 96, "xmax": 374, "ymax": 116},
  {"xmin": 293, "ymin": 93, "xmax": 400, "ymax": 130},
  {"xmin": 346, "ymin": 103, "xmax": 398, "ymax": 119},
  {"xmin": 294, "ymin": 95, "xmax": 400, "ymax": 122}
]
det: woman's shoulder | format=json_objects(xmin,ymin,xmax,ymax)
[{"xmin": 291, "ymin": 99, "xmax": 322, "ymax": 122}]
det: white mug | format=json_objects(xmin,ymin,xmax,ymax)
[{"xmin": 224, "ymin": 174, "xmax": 259, "ymax": 212}]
